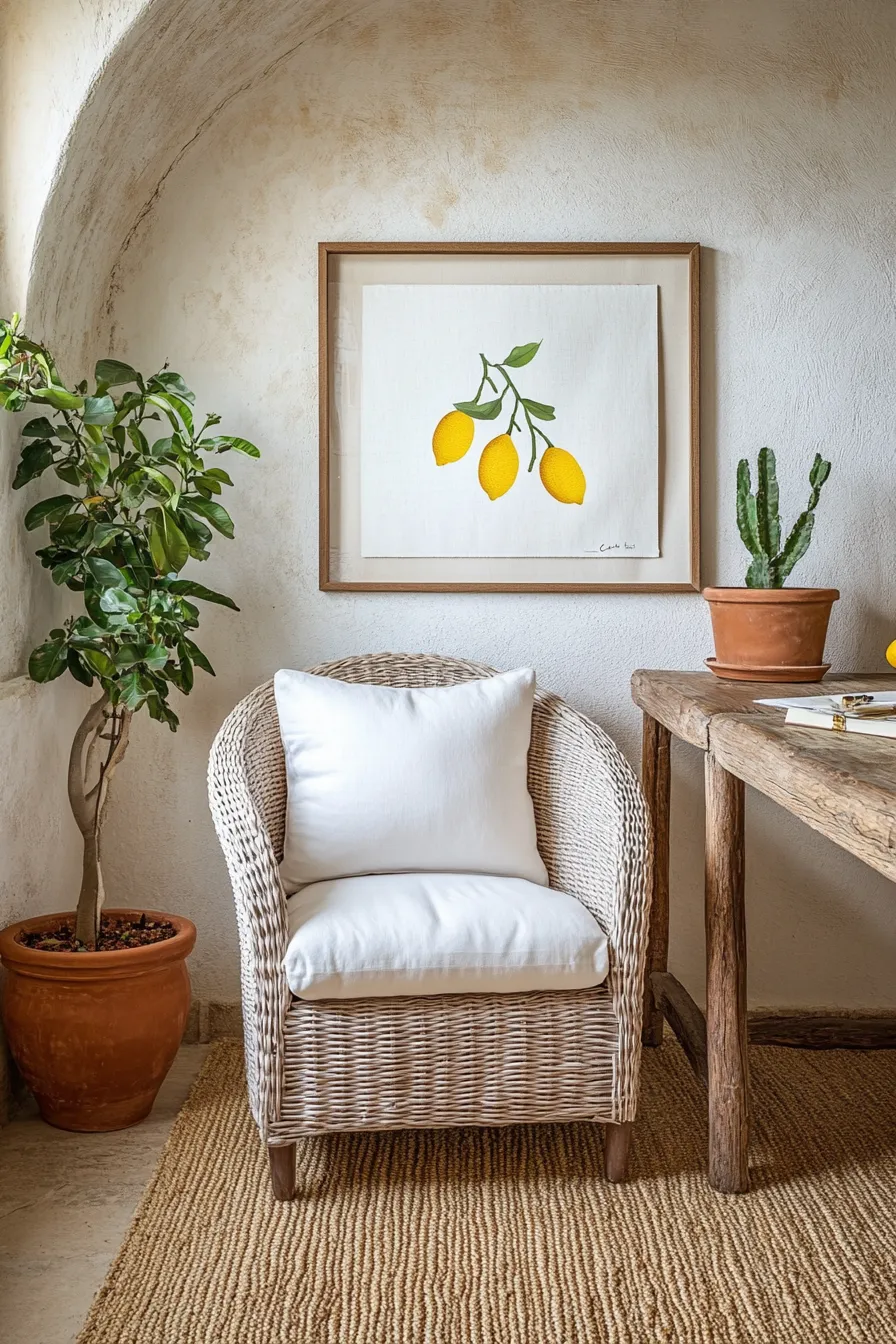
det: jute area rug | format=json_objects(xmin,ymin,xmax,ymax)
[{"xmin": 77, "ymin": 1039, "xmax": 896, "ymax": 1343}]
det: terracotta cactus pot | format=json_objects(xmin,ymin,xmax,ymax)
[
  {"xmin": 0, "ymin": 908, "xmax": 195, "ymax": 1131},
  {"xmin": 703, "ymin": 587, "xmax": 840, "ymax": 683}
]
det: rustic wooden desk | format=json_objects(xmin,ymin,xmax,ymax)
[{"xmin": 631, "ymin": 670, "xmax": 896, "ymax": 1193}]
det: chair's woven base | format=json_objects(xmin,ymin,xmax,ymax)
[{"xmin": 269, "ymin": 983, "xmax": 619, "ymax": 1142}]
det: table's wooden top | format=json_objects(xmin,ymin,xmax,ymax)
[{"xmin": 631, "ymin": 670, "xmax": 896, "ymax": 883}]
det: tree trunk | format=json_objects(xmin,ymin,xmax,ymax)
[{"xmin": 68, "ymin": 696, "xmax": 132, "ymax": 948}]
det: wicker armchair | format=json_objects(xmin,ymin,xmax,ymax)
[{"xmin": 208, "ymin": 654, "xmax": 652, "ymax": 1199}]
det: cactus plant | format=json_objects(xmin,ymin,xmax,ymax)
[{"xmin": 736, "ymin": 448, "xmax": 831, "ymax": 587}]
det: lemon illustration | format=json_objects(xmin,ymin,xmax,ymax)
[
  {"xmin": 432, "ymin": 410, "xmax": 475, "ymax": 465},
  {"xmin": 886, "ymin": 640, "xmax": 896, "ymax": 669},
  {"xmin": 478, "ymin": 434, "xmax": 519, "ymax": 500},
  {"xmin": 539, "ymin": 447, "xmax": 586, "ymax": 504}
]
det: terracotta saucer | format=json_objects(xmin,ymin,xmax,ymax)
[{"xmin": 705, "ymin": 657, "xmax": 831, "ymax": 684}]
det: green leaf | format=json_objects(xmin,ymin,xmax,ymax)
[
  {"xmin": 148, "ymin": 507, "xmax": 189, "ymax": 574},
  {"xmin": 183, "ymin": 637, "xmax": 214, "ymax": 675},
  {"xmin": 54, "ymin": 461, "xmax": 82, "ymax": 486},
  {"xmin": 176, "ymin": 642, "xmax": 194, "ymax": 693},
  {"xmin": 83, "ymin": 394, "xmax": 116, "ymax": 426},
  {"xmin": 99, "ymin": 587, "xmax": 139, "ymax": 614},
  {"xmin": 2, "ymin": 389, "xmax": 27, "ymax": 412},
  {"xmin": 202, "ymin": 467, "xmax": 233, "ymax": 486},
  {"xmin": 147, "ymin": 392, "xmax": 193, "ymax": 436},
  {"xmin": 502, "ymin": 341, "xmax": 541, "ymax": 368},
  {"xmin": 81, "ymin": 648, "xmax": 116, "ymax": 677},
  {"xmin": 95, "ymin": 359, "xmax": 138, "ymax": 387},
  {"xmin": 453, "ymin": 398, "xmax": 503, "ymax": 421},
  {"xmin": 166, "ymin": 579, "xmax": 239, "ymax": 611},
  {"xmin": 51, "ymin": 559, "xmax": 81, "ymax": 587},
  {"xmin": 181, "ymin": 496, "xmax": 234, "ymax": 537},
  {"xmin": 143, "ymin": 466, "xmax": 176, "ymax": 498},
  {"xmin": 84, "ymin": 555, "xmax": 128, "ymax": 588},
  {"xmin": 67, "ymin": 649, "xmax": 95, "ymax": 687},
  {"xmin": 151, "ymin": 371, "xmax": 195, "ymax": 404},
  {"xmin": 35, "ymin": 385, "xmax": 84, "ymax": 411},
  {"xmin": 143, "ymin": 643, "xmax": 169, "ymax": 672},
  {"xmin": 213, "ymin": 436, "xmax": 259, "ymax": 458},
  {"xmin": 28, "ymin": 640, "xmax": 68, "ymax": 683},
  {"xmin": 24, "ymin": 494, "xmax": 77, "ymax": 531},
  {"xmin": 118, "ymin": 669, "xmax": 149, "ymax": 711},
  {"xmin": 521, "ymin": 398, "xmax": 555, "ymax": 422},
  {"xmin": 21, "ymin": 416, "xmax": 57, "ymax": 438},
  {"xmin": 91, "ymin": 522, "xmax": 125, "ymax": 548},
  {"xmin": 13, "ymin": 440, "xmax": 54, "ymax": 489}
]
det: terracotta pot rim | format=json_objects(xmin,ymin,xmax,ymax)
[
  {"xmin": 702, "ymin": 586, "xmax": 840, "ymax": 605},
  {"xmin": 0, "ymin": 908, "xmax": 196, "ymax": 977}
]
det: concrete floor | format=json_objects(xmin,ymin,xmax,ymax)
[{"xmin": 0, "ymin": 1045, "xmax": 208, "ymax": 1344}]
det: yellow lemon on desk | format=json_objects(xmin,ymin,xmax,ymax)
[
  {"xmin": 432, "ymin": 410, "xmax": 475, "ymax": 465},
  {"xmin": 539, "ymin": 446, "xmax": 586, "ymax": 504},
  {"xmin": 886, "ymin": 640, "xmax": 896, "ymax": 669},
  {"xmin": 478, "ymin": 434, "xmax": 519, "ymax": 500}
]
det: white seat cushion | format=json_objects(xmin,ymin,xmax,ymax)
[
  {"xmin": 274, "ymin": 667, "xmax": 547, "ymax": 894},
  {"xmin": 283, "ymin": 872, "xmax": 609, "ymax": 1000}
]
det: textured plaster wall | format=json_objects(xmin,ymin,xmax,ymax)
[
  {"xmin": 2, "ymin": 0, "xmax": 895, "ymax": 1011},
  {"xmin": 94, "ymin": 0, "xmax": 896, "ymax": 1008}
]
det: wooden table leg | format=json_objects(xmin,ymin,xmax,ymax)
[
  {"xmin": 642, "ymin": 712, "xmax": 671, "ymax": 1046},
  {"xmin": 704, "ymin": 753, "xmax": 750, "ymax": 1193}
]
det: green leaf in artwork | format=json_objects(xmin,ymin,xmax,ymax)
[
  {"xmin": 454, "ymin": 398, "xmax": 503, "ymax": 421},
  {"xmin": 521, "ymin": 398, "xmax": 556, "ymax": 422},
  {"xmin": 502, "ymin": 341, "xmax": 541, "ymax": 368}
]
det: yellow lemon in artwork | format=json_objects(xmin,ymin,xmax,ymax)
[
  {"xmin": 539, "ymin": 447, "xmax": 586, "ymax": 505},
  {"xmin": 432, "ymin": 410, "xmax": 475, "ymax": 465},
  {"xmin": 886, "ymin": 640, "xmax": 896, "ymax": 669},
  {"xmin": 478, "ymin": 434, "xmax": 519, "ymax": 500}
]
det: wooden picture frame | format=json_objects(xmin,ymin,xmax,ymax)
[{"xmin": 319, "ymin": 241, "xmax": 700, "ymax": 592}]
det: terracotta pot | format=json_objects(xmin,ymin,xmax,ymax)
[
  {"xmin": 0, "ymin": 908, "xmax": 195, "ymax": 1132},
  {"xmin": 703, "ymin": 587, "xmax": 840, "ymax": 683}
]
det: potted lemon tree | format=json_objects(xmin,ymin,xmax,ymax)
[{"xmin": 0, "ymin": 315, "xmax": 257, "ymax": 1130}]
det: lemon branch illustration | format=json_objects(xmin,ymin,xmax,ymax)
[{"xmin": 431, "ymin": 340, "xmax": 587, "ymax": 505}]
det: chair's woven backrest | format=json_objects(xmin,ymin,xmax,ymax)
[{"xmin": 241, "ymin": 652, "xmax": 626, "ymax": 931}]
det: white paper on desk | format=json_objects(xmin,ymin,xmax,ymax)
[{"xmin": 755, "ymin": 692, "xmax": 896, "ymax": 711}]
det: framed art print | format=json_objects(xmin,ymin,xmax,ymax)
[{"xmin": 319, "ymin": 242, "xmax": 700, "ymax": 592}]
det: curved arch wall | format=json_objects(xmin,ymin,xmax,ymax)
[{"xmin": 4, "ymin": 0, "xmax": 896, "ymax": 1009}]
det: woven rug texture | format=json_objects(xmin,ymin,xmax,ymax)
[{"xmin": 77, "ymin": 1038, "xmax": 896, "ymax": 1343}]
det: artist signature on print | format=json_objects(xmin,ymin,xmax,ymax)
[{"xmin": 584, "ymin": 542, "xmax": 638, "ymax": 554}]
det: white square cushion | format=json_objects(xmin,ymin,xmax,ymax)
[
  {"xmin": 283, "ymin": 872, "xmax": 609, "ymax": 1000},
  {"xmin": 274, "ymin": 667, "xmax": 547, "ymax": 893}
]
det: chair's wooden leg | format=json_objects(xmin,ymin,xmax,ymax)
[
  {"xmin": 603, "ymin": 1122, "xmax": 633, "ymax": 1183},
  {"xmin": 641, "ymin": 713, "xmax": 671, "ymax": 1046},
  {"xmin": 268, "ymin": 1142, "xmax": 296, "ymax": 1201},
  {"xmin": 705, "ymin": 754, "xmax": 750, "ymax": 1194}
]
